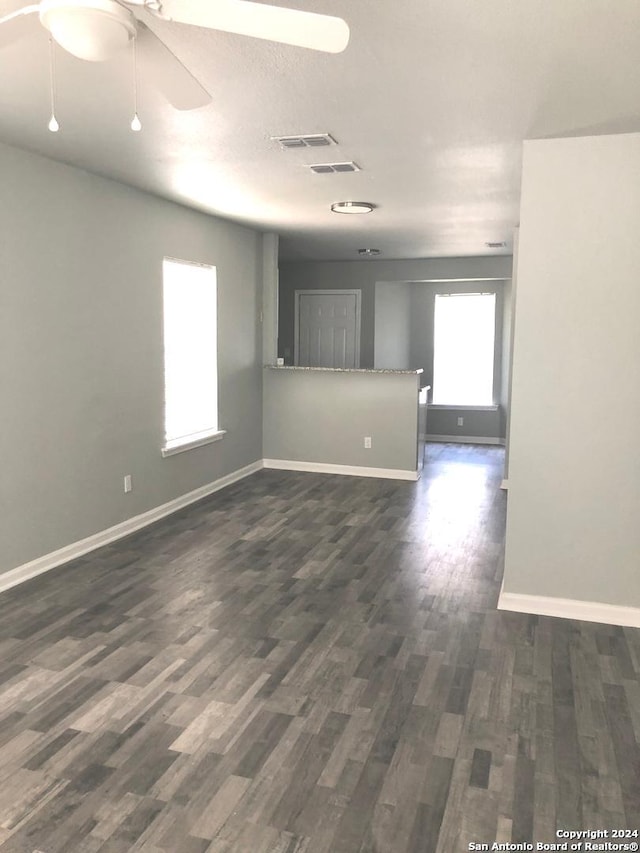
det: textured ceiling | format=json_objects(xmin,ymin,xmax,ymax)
[{"xmin": 1, "ymin": 0, "xmax": 640, "ymax": 261}]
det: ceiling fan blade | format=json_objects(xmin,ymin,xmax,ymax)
[
  {"xmin": 157, "ymin": 0, "xmax": 350, "ymax": 54},
  {"xmin": 0, "ymin": 3, "xmax": 39, "ymax": 48},
  {"xmin": 136, "ymin": 23, "xmax": 212, "ymax": 110}
]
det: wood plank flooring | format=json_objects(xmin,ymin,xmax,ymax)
[{"xmin": 0, "ymin": 444, "xmax": 639, "ymax": 852}]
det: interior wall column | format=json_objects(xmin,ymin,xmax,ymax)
[
  {"xmin": 502, "ymin": 224, "xmax": 519, "ymax": 487},
  {"xmin": 262, "ymin": 233, "xmax": 279, "ymax": 364}
]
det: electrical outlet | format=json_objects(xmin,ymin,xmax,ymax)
[
  {"xmin": 364, "ymin": 436, "xmax": 372, "ymax": 449},
  {"xmin": 457, "ymin": 417, "xmax": 464, "ymax": 427},
  {"xmin": 123, "ymin": 474, "xmax": 132, "ymax": 493}
]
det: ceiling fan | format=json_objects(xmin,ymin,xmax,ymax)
[{"xmin": 0, "ymin": 0, "xmax": 350, "ymax": 110}]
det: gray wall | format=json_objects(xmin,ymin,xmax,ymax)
[
  {"xmin": 262, "ymin": 233, "xmax": 279, "ymax": 364},
  {"xmin": 0, "ymin": 141, "xmax": 264, "ymax": 576},
  {"xmin": 278, "ymin": 256, "xmax": 513, "ymax": 369},
  {"xmin": 374, "ymin": 283, "xmax": 412, "ymax": 369},
  {"xmin": 499, "ymin": 278, "xmax": 513, "ymax": 438},
  {"xmin": 503, "ymin": 133, "xmax": 640, "ymax": 608},
  {"xmin": 263, "ymin": 369, "xmax": 420, "ymax": 473},
  {"xmin": 503, "ymin": 228, "xmax": 519, "ymax": 479},
  {"xmin": 426, "ymin": 407, "xmax": 501, "ymax": 441},
  {"xmin": 279, "ymin": 258, "xmax": 512, "ymax": 441}
]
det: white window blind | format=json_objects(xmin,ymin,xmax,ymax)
[
  {"xmin": 432, "ymin": 292, "xmax": 496, "ymax": 406},
  {"xmin": 162, "ymin": 258, "xmax": 218, "ymax": 451}
]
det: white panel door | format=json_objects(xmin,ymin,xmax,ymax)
[{"xmin": 296, "ymin": 291, "xmax": 360, "ymax": 368}]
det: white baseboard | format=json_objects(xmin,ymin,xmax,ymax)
[
  {"xmin": 0, "ymin": 460, "xmax": 263, "ymax": 595},
  {"xmin": 500, "ymin": 479, "xmax": 509, "ymax": 490},
  {"xmin": 427, "ymin": 435, "xmax": 506, "ymax": 446},
  {"xmin": 498, "ymin": 590, "xmax": 640, "ymax": 628},
  {"xmin": 263, "ymin": 458, "xmax": 419, "ymax": 481}
]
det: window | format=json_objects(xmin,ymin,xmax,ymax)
[
  {"xmin": 162, "ymin": 258, "xmax": 222, "ymax": 456},
  {"xmin": 432, "ymin": 292, "xmax": 496, "ymax": 406}
]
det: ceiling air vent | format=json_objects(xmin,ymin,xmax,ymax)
[
  {"xmin": 485, "ymin": 241, "xmax": 507, "ymax": 249},
  {"xmin": 309, "ymin": 162, "xmax": 361, "ymax": 174},
  {"xmin": 273, "ymin": 133, "xmax": 337, "ymax": 149}
]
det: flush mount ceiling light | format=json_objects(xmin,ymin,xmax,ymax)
[
  {"xmin": 358, "ymin": 248, "xmax": 381, "ymax": 256},
  {"xmin": 331, "ymin": 201, "xmax": 375, "ymax": 214},
  {"xmin": 39, "ymin": 0, "xmax": 137, "ymax": 62}
]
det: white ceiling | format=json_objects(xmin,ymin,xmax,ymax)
[{"xmin": 2, "ymin": 0, "xmax": 640, "ymax": 261}]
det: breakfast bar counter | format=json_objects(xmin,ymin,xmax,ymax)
[{"xmin": 263, "ymin": 365, "xmax": 424, "ymax": 480}]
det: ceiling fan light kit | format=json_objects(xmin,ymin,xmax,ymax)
[{"xmin": 40, "ymin": 0, "xmax": 136, "ymax": 61}]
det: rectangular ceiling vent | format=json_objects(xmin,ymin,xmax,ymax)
[
  {"xmin": 273, "ymin": 133, "xmax": 337, "ymax": 149},
  {"xmin": 309, "ymin": 162, "xmax": 361, "ymax": 174}
]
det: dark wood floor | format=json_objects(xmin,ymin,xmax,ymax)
[{"xmin": 0, "ymin": 444, "xmax": 638, "ymax": 852}]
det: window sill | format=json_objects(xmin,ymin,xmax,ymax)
[
  {"xmin": 161, "ymin": 429, "xmax": 227, "ymax": 458},
  {"xmin": 428, "ymin": 404, "xmax": 499, "ymax": 411}
]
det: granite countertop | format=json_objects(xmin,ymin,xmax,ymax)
[{"xmin": 265, "ymin": 365, "xmax": 424, "ymax": 375}]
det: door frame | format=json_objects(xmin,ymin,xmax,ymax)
[{"xmin": 294, "ymin": 289, "xmax": 362, "ymax": 367}]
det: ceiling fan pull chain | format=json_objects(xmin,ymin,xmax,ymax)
[
  {"xmin": 130, "ymin": 36, "xmax": 142, "ymax": 131},
  {"xmin": 48, "ymin": 36, "xmax": 60, "ymax": 132}
]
